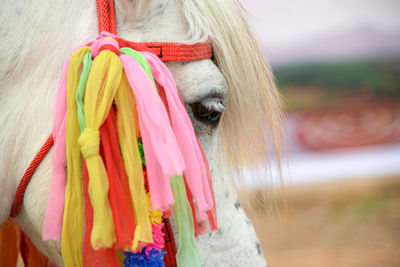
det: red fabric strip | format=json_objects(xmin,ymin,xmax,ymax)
[
  {"xmin": 82, "ymin": 109, "xmax": 126, "ymax": 267},
  {"xmin": 199, "ymin": 137, "xmax": 218, "ymax": 232},
  {"xmin": 99, "ymin": 44, "xmax": 120, "ymax": 55},
  {"xmin": 183, "ymin": 178, "xmax": 201, "ymax": 237},
  {"xmin": 82, "ymin": 162, "xmax": 119, "ymax": 267},
  {"xmin": 100, "ymin": 108, "xmax": 136, "ymax": 249}
]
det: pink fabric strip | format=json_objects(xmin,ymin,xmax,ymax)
[
  {"xmin": 42, "ymin": 61, "xmax": 69, "ymax": 241},
  {"xmin": 42, "ymin": 41, "xmax": 93, "ymax": 240},
  {"xmin": 141, "ymin": 52, "xmax": 213, "ymax": 219},
  {"xmin": 119, "ymin": 54, "xmax": 185, "ymax": 211}
]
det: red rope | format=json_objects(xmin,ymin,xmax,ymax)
[
  {"xmin": 10, "ymin": 135, "xmax": 54, "ymax": 217},
  {"xmin": 96, "ymin": 0, "xmax": 116, "ymax": 35}
]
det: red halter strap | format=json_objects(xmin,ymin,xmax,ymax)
[
  {"xmin": 96, "ymin": 0, "xmax": 117, "ymax": 35},
  {"xmin": 96, "ymin": 0, "xmax": 212, "ymax": 62},
  {"xmin": 116, "ymin": 39, "xmax": 212, "ymax": 62}
]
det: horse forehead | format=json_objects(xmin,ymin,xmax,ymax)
[
  {"xmin": 115, "ymin": 0, "xmax": 228, "ymax": 98},
  {"xmin": 166, "ymin": 60, "xmax": 228, "ymax": 101},
  {"xmin": 116, "ymin": 0, "xmax": 189, "ymax": 43}
]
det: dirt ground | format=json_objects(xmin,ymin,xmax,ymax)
[{"xmin": 245, "ymin": 176, "xmax": 400, "ymax": 267}]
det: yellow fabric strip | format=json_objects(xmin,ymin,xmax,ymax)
[
  {"xmin": 62, "ymin": 46, "xmax": 90, "ymax": 267},
  {"xmin": 78, "ymin": 50, "xmax": 122, "ymax": 249},
  {"xmin": 114, "ymin": 72, "xmax": 153, "ymax": 250}
]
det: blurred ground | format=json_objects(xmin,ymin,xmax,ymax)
[{"xmin": 245, "ymin": 176, "xmax": 400, "ymax": 267}]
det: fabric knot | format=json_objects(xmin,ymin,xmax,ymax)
[
  {"xmin": 99, "ymin": 44, "xmax": 119, "ymax": 55},
  {"xmin": 91, "ymin": 37, "xmax": 120, "ymax": 58},
  {"xmin": 78, "ymin": 128, "xmax": 100, "ymax": 159}
]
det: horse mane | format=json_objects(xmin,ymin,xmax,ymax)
[{"xmin": 179, "ymin": 0, "xmax": 285, "ymax": 179}]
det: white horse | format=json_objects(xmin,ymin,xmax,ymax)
[{"xmin": 0, "ymin": 0, "xmax": 283, "ymax": 266}]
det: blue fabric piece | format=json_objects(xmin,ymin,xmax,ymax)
[{"xmin": 123, "ymin": 248, "xmax": 166, "ymax": 267}]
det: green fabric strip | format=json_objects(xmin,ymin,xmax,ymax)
[
  {"xmin": 75, "ymin": 51, "xmax": 92, "ymax": 133},
  {"xmin": 170, "ymin": 175, "xmax": 201, "ymax": 267},
  {"xmin": 119, "ymin": 47, "xmax": 156, "ymax": 87},
  {"xmin": 138, "ymin": 137, "xmax": 146, "ymax": 166}
]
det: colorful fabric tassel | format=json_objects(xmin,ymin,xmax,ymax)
[
  {"xmin": 43, "ymin": 32, "xmax": 217, "ymax": 266},
  {"xmin": 120, "ymin": 53, "xmax": 185, "ymax": 211},
  {"xmin": 142, "ymin": 52, "xmax": 214, "ymax": 219}
]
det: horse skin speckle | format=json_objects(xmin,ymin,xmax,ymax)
[
  {"xmin": 216, "ymin": 228, "xmax": 223, "ymax": 235},
  {"xmin": 225, "ymin": 190, "xmax": 230, "ymax": 199},
  {"xmin": 256, "ymin": 242, "xmax": 262, "ymax": 255},
  {"xmin": 234, "ymin": 200, "xmax": 241, "ymax": 210}
]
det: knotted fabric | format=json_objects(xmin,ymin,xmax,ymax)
[
  {"xmin": 78, "ymin": 128, "xmax": 100, "ymax": 158},
  {"xmin": 80, "ymin": 47, "xmax": 122, "ymax": 249}
]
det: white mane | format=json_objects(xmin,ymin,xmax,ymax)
[
  {"xmin": 115, "ymin": 0, "xmax": 285, "ymax": 181},
  {"xmin": 180, "ymin": 0, "xmax": 284, "ymax": 171}
]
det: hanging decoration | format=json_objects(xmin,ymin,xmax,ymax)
[{"xmin": 41, "ymin": 31, "xmax": 217, "ymax": 267}]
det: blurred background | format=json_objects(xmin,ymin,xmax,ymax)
[{"xmin": 239, "ymin": 0, "xmax": 400, "ymax": 266}]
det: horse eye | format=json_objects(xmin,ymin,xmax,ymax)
[{"xmin": 191, "ymin": 98, "xmax": 224, "ymax": 125}]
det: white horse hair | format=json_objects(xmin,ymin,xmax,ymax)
[{"xmin": 0, "ymin": 0, "xmax": 283, "ymax": 266}]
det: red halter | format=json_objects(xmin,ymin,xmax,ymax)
[
  {"xmin": 11, "ymin": 0, "xmax": 213, "ymax": 265},
  {"xmin": 96, "ymin": 0, "xmax": 212, "ymax": 62}
]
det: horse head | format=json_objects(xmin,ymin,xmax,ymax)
[{"xmin": 0, "ymin": 0, "xmax": 283, "ymax": 265}]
